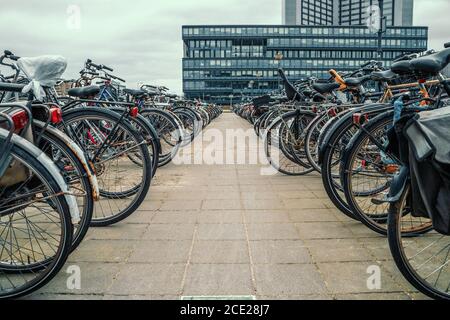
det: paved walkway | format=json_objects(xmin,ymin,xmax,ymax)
[{"xmin": 29, "ymin": 113, "xmax": 427, "ymax": 300}]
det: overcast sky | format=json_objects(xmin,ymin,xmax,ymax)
[{"xmin": 0, "ymin": 0, "xmax": 448, "ymax": 94}]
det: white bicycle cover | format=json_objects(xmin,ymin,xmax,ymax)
[{"xmin": 17, "ymin": 55, "xmax": 67, "ymax": 101}]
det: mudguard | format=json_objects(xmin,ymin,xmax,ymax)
[
  {"xmin": 33, "ymin": 120, "xmax": 100, "ymax": 201},
  {"xmin": 318, "ymin": 103, "xmax": 392, "ymax": 165},
  {"xmin": 0, "ymin": 128, "xmax": 80, "ymax": 224}
]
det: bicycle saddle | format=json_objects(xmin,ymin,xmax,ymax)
[
  {"xmin": 312, "ymin": 82, "xmax": 340, "ymax": 95},
  {"xmin": 124, "ymin": 89, "xmax": 147, "ymax": 98},
  {"xmin": 344, "ymin": 75, "xmax": 372, "ymax": 87},
  {"xmin": 371, "ymin": 70, "xmax": 398, "ymax": 82},
  {"xmin": 68, "ymin": 85, "xmax": 100, "ymax": 98},
  {"xmin": 410, "ymin": 48, "xmax": 450, "ymax": 77},
  {"xmin": 391, "ymin": 60, "xmax": 414, "ymax": 75}
]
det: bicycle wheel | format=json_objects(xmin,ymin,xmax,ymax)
[
  {"xmin": 388, "ymin": 185, "xmax": 447, "ymax": 299},
  {"xmin": 264, "ymin": 110, "xmax": 314, "ymax": 176},
  {"xmin": 321, "ymin": 117, "xmax": 360, "ymax": 220},
  {"xmin": 109, "ymin": 108, "xmax": 159, "ymax": 177},
  {"xmin": 141, "ymin": 108, "xmax": 183, "ymax": 167},
  {"xmin": 305, "ymin": 111, "xmax": 333, "ymax": 173},
  {"xmin": 60, "ymin": 107, "xmax": 152, "ymax": 226},
  {"xmin": 342, "ymin": 112, "xmax": 396, "ymax": 235},
  {"xmin": 0, "ymin": 135, "xmax": 73, "ymax": 299},
  {"xmin": 34, "ymin": 120, "xmax": 93, "ymax": 252}
]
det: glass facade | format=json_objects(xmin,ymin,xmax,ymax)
[
  {"xmin": 283, "ymin": 0, "xmax": 414, "ymax": 27},
  {"xmin": 182, "ymin": 25, "xmax": 428, "ymax": 104},
  {"xmin": 301, "ymin": 0, "xmax": 334, "ymax": 25},
  {"xmin": 340, "ymin": 0, "xmax": 394, "ymax": 26}
]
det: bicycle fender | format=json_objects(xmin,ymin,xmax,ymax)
[
  {"xmin": 34, "ymin": 120, "xmax": 100, "ymax": 201},
  {"xmin": 0, "ymin": 129, "xmax": 81, "ymax": 224}
]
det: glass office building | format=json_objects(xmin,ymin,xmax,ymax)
[
  {"xmin": 283, "ymin": 0, "xmax": 414, "ymax": 27},
  {"xmin": 338, "ymin": 0, "xmax": 414, "ymax": 26},
  {"xmin": 182, "ymin": 25, "xmax": 428, "ymax": 104}
]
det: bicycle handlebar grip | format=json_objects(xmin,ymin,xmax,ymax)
[
  {"xmin": 102, "ymin": 65, "xmax": 114, "ymax": 72},
  {"xmin": 87, "ymin": 60, "xmax": 102, "ymax": 70}
]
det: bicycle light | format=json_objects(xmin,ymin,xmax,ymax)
[
  {"xmin": 352, "ymin": 113, "xmax": 368, "ymax": 125},
  {"xmin": 130, "ymin": 107, "xmax": 139, "ymax": 118},
  {"xmin": 50, "ymin": 106, "xmax": 63, "ymax": 124},
  {"xmin": 328, "ymin": 108, "xmax": 337, "ymax": 117},
  {"xmin": 11, "ymin": 109, "xmax": 28, "ymax": 133}
]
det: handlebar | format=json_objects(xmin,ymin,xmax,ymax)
[
  {"xmin": 102, "ymin": 65, "xmax": 113, "ymax": 72},
  {"xmin": 86, "ymin": 59, "xmax": 113, "ymax": 72},
  {"xmin": 105, "ymin": 72, "xmax": 125, "ymax": 83}
]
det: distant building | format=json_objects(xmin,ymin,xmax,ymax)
[
  {"xmin": 282, "ymin": 0, "xmax": 334, "ymax": 25},
  {"xmin": 443, "ymin": 64, "xmax": 450, "ymax": 77},
  {"xmin": 182, "ymin": 25, "xmax": 428, "ymax": 104},
  {"xmin": 282, "ymin": 0, "xmax": 414, "ymax": 26}
]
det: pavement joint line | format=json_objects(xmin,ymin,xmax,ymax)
[
  {"xmin": 292, "ymin": 223, "xmax": 333, "ymax": 297},
  {"xmin": 238, "ymin": 165, "xmax": 258, "ymax": 296},
  {"xmin": 179, "ymin": 208, "xmax": 200, "ymax": 296}
]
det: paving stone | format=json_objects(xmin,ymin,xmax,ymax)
[
  {"xmin": 123, "ymin": 210, "xmax": 156, "ymax": 224},
  {"xmin": 244, "ymin": 210, "xmax": 290, "ymax": 223},
  {"xmin": 142, "ymin": 224, "xmax": 195, "ymax": 240},
  {"xmin": 317, "ymin": 262, "xmax": 405, "ymax": 294},
  {"xmin": 36, "ymin": 262, "xmax": 122, "ymax": 295},
  {"xmin": 295, "ymin": 222, "xmax": 354, "ymax": 240},
  {"xmin": 24, "ymin": 294, "xmax": 103, "ymax": 300},
  {"xmin": 87, "ymin": 224, "xmax": 148, "ymax": 240},
  {"xmin": 191, "ymin": 240, "xmax": 250, "ymax": 263},
  {"xmin": 250, "ymin": 240, "xmax": 312, "ymax": 264},
  {"xmin": 68, "ymin": 240, "xmax": 135, "ymax": 263},
  {"xmin": 160, "ymin": 200, "xmax": 202, "ymax": 211},
  {"xmin": 202, "ymin": 199, "xmax": 243, "ymax": 210},
  {"xmin": 283, "ymin": 199, "xmax": 327, "ymax": 209},
  {"xmin": 103, "ymin": 295, "xmax": 180, "ymax": 300},
  {"xmin": 254, "ymin": 264, "xmax": 328, "ymax": 295},
  {"xmin": 152, "ymin": 211, "xmax": 199, "ymax": 224},
  {"xmin": 304, "ymin": 239, "xmax": 374, "ymax": 263},
  {"xmin": 138, "ymin": 200, "xmax": 163, "ymax": 211},
  {"xmin": 277, "ymin": 191, "xmax": 317, "ymax": 199},
  {"xmin": 107, "ymin": 264, "xmax": 185, "ymax": 295},
  {"xmin": 197, "ymin": 224, "xmax": 246, "ymax": 240},
  {"xmin": 247, "ymin": 223, "xmax": 300, "ymax": 240},
  {"xmin": 334, "ymin": 292, "xmax": 412, "ymax": 300},
  {"xmin": 128, "ymin": 240, "xmax": 192, "ymax": 263},
  {"xmin": 257, "ymin": 294, "xmax": 333, "ymax": 300},
  {"xmin": 241, "ymin": 191, "xmax": 280, "ymax": 200},
  {"xmin": 288, "ymin": 209, "xmax": 339, "ymax": 222},
  {"xmin": 183, "ymin": 264, "xmax": 254, "ymax": 296},
  {"xmin": 198, "ymin": 210, "xmax": 243, "ymax": 224},
  {"xmin": 242, "ymin": 199, "xmax": 286, "ymax": 210},
  {"xmin": 204, "ymin": 191, "xmax": 241, "ymax": 200}
]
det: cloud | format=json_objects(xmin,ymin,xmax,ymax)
[{"xmin": 0, "ymin": 0, "xmax": 447, "ymax": 94}]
